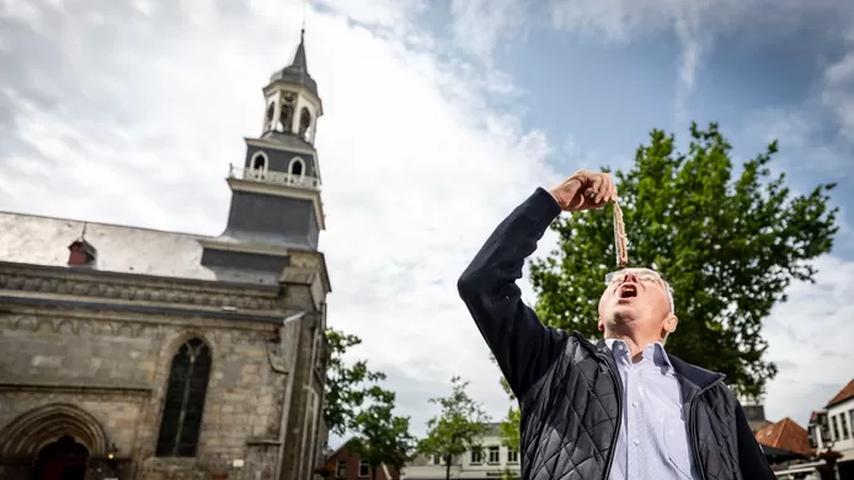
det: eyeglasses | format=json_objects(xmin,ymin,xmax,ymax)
[{"xmin": 604, "ymin": 269, "xmax": 665, "ymax": 286}]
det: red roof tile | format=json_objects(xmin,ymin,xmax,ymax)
[
  {"xmin": 755, "ymin": 417, "xmax": 812, "ymax": 457},
  {"xmin": 826, "ymin": 379, "xmax": 854, "ymax": 408}
]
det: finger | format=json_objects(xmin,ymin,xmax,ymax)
[
  {"xmin": 594, "ymin": 176, "xmax": 608, "ymax": 203},
  {"xmin": 591, "ymin": 175, "xmax": 603, "ymax": 198},
  {"xmin": 606, "ymin": 179, "xmax": 617, "ymax": 202}
]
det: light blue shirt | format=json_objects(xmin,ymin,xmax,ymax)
[{"xmin": 605, "ymin": 339, "xmax": 699, "ymax": 480}]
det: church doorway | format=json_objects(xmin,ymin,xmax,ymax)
[{"xmin": 32, "ymin": 435, "xmax": 88, "ymax": 480}]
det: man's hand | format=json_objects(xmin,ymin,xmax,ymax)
[{"xmin": 548, "ymin": 169, "xmax": 617, "ymax": 212}]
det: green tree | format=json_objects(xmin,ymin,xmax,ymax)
[
  {"xmin": 418, "ymin": 376, "xmax": 490, "ymax": 480},
  {"xmin": 530, "ymin": 122, "xmax": 837, "ymax": 397},
  {"xmin": 324, "ymin": 328, "xmax": 386, "ymax": 436},
  {"xmin": 350, "ymin": 385, "xmax": 416, "ymax": 480}
]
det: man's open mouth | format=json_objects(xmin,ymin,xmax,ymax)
[{"xmin": 618, "ymin": 284, "xmax": 638, "ymax": 299}]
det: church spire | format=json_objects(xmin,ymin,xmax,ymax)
[
  {"xmin": 291, "ymin": 29, "xmax": 307, "ymax": 72},
  {"xmin": 268, "ymin": 29, "xmax": 318, "ymax": 100}
]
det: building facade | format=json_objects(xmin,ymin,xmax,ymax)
[
  {"xmin": 809, "ymin": 379, "xmax": 854, "ymax": 479},
  {"xmin": 318, "ymin": 438, "xmax": 400, "ymax": 480},
  {"xmin": 402, "ymin": 423, "xmax": 519, "ymax": 479},
  {"xmin": 0, "ymin": 32, "xmax": 330, "ymax": 480}
]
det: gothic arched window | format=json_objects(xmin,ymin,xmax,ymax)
[
  {"xmin": 299, "ymin": 108, "xmax": 312, "ymax": 139},
  {"xmin": 289, "ymin": 157, "xmax": 305, "ymax": 178},
  {"xmin": 156, "ymin": 338, "xmax": 211, "ymax": 457}
]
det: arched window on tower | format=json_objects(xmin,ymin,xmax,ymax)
[
  {"xmin": 279, "ymin": 92, "xmax": 296, "ymax": 132},
  {"xmin": 288, "ymin": 157, "xmax": 305, "ymax": 184},
  {"xmin": 156, "ymin": 338, "xmax": 212, "ymax": 457},
  {"xmin": 264, "ymin": 102, "xmax": 275, "ymax": 132},
  {"xmin": 299, "ymin": 108, "xmax": 312, "ymax": 140},
  {"xmin": 279, "ymin": 104, "xmax": 293, "ymax": 132},
  {"xmin": 250, "ymin": 151, "xmax": 268, "ymax": 180}
]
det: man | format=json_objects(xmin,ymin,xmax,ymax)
[{"xmin": 457, "ymin": 170, "xmax": 774, "ymax": 479}]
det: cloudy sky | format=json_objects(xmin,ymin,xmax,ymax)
[{"xmin": 2, "ymin": 0, "xmax": 853, "ymax": 446}]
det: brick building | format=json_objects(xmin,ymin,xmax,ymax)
[
  {"xmin": 0, "ymin": 32, "xmax": 330, "ymax": 480},
  {"xmin": 318, "ymin": 439, "xmax": 400, "ymax": 480}
]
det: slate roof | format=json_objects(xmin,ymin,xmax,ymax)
[
  {"xmin": 0, "ymin": 211, "xmax": 279, "ymax": 285},
  {"xmin": 269, "ymin": 29, "xmax": 318, "ymax": 99},
  {"xmin": 755, "ymin": 417, "xmax": 813, "ymax": 457},
  {"xmin": 256, "ymin": 131, "xmax": 316, "ymax": 152},
  {"xmin": 826, "ymin": 379, "xmax": 854, "ymax": 408}
]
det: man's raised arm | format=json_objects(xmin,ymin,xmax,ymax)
[{"xmin": 457, "ymin": 170, "xmax": 617, "ymax": 400}]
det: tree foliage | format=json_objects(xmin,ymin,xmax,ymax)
[
  {"xmin": 350, "ymin": 385, "xmax": 416, "ymax": 479},
  {"xmin": 530, "ymin": 123, "xmax": 837, "ymax": 397},
  {"xmin": 324, "ymin": 328, "xmax": 386, "ymax": 436},
  {"xmin": 418, "ymin": 376, "xmax": 491, "ymax": 480},
  {"xmin": 497, "ymin": 375, "xmax": 520, "ymax": 453}
]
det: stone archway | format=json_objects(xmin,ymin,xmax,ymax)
[
  {"xmin": 0, "ymin": 403, "xmax": 109, "ymax": 480},
  {"xmin": 33, "ymin": 435, "xmax": 88, "ymax": 480}
]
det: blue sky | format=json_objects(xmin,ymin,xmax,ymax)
[{"xmin": 1, "ymin": 0, "xmax": 852, "ymax": 448}]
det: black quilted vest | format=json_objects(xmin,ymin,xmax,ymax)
[{"xmin": 518, "ymin": 332, "xmax": 745, "ymax": 480}]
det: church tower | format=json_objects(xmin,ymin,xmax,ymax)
[{"xmin": 202, "ymin": 29, "xmax": 325, "ymax": 278}]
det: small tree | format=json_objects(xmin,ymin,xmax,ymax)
[
  {"xmin": 531, "ymin": 123, "xmax": 838, "ymax": 397},
  {"xmin": 324, "ymin": 328, "xmax": 386, "ymax": 436},
  {"xmin": 351, "ymin": 385, "xmax": 416, "ymax": 480},
  {"xmin": 418, "ymin": 376, "xmax": 490, "ymax": 480},
  {"xmin": 496, "ymin": 376, "xmax": 520, "ymax": 454}
]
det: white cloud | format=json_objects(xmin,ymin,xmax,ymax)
[
  {"xmin": 0, "ymin": 0, "xmax": 557, "ymax": 445},
  {"xmin": 823, "ymin": 51, "xmax": 854, "ymax": 141},
  {"xmin": 450, "ymin": 0, "xmax": 527, "ymax": 62},
  {"xmin": 763, "ymin": 254, "xmax": 854, "ymax": 426}
]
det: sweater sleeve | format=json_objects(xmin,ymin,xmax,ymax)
[{"xmin": 457, "ymin": 187, "xmax": 569, "ymax": 401}]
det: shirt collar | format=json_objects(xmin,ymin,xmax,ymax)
[{"xmin": 604, "ymin": 338, "xmax": 675, "ymax": 371}]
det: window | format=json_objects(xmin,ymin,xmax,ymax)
[
  {"xmin": 849, "ymin": 410, "xmax": 854, "ymax": 440},
  {"xmin": 470, "ymin": 448, "xmax": 482, "ymax": 464},
  {"xmin": 487, "ymin": 446, "xmax": 500, "ymax": 464},
  {"xmin": 432, "ymin": 453, "xmax": 442, "ymax": 465},
  {"xmin": 251, "ymin": 152, "xmax": 268, "ymax": 171},
  {"xmin": 507, "ymin": 447, "xmax": 519, "ymax": 463},
  {"xmin": 335, "ymin": 459, "xmax": 347, "ymax": 477},
  {"xmin": 156, "ymin": 338, "xmax": 212, "ymax": 456},
  {"xmin": 358, "ymin": 460, "xmax": 369, "ymax": 477},
  {"xmin": 279, "ymin": 93, "xmax": 296, "ymax": 132},
  {"xmin": 830, "ymin": 415, "xmax": 842, "ymax": 442},
  {"xmin": 299, "ymin": 107, "xmax": 312, "ymax": 139},
  {"xmin": 288, "ymin": 157, "xmax": 305, "ymax": 178},
  {"xmin": 843, "ymin": 411, "xmax": 851, "ymax": 440}
]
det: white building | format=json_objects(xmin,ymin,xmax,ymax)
[
  {"xmin": 403, "ymin": 423, "xmax": 520, "ymax": 479},
  {"xmin": 808, "ymin": 378, "xmax": 854, "ymax": 479}
]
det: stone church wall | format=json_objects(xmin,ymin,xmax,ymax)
[{"xmin": 0, "ymin": 304, "xmax": 295, "ymax": 480}]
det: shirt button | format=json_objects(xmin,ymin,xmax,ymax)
[
  {"xmin": 632, "ymin": 439, "xmax": 640, "ymax": 446},
  {"xmin": 631, "ymin": 401, "xmax": 638, "ymax": 408}
]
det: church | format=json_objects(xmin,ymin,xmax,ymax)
[{"xmin": 0, "ymin": 32, "xmax": 330, "ymax": 480}]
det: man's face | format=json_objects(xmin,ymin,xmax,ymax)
[{"xmin": 597, "ymin": 268, "xmax": 674, "ymax": 337}]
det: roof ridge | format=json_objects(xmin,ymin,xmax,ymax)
[{"xmin": 0, "ymin": 210, "xmax": 218, "ymax": 239}]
